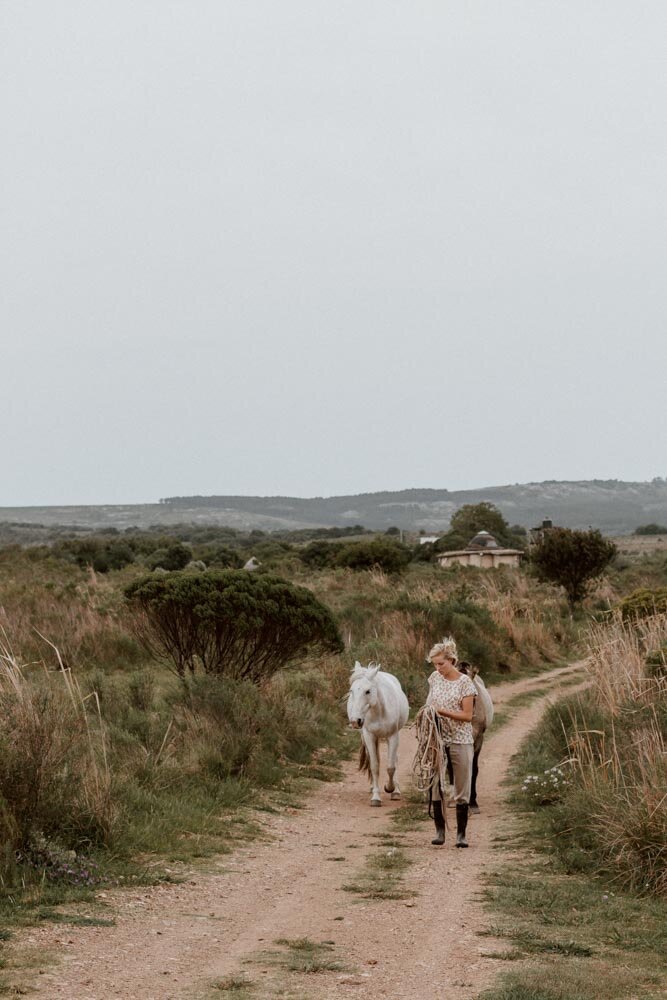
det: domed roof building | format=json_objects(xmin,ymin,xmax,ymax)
[{"xmin": 436, "ymin": 531, "xmax": 523, "ymax": 569}]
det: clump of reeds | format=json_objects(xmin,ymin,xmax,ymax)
[
  {"xmin": 571, "ymin": 715, "xmax": 666, "ymax": 895},
  {"xmin": 585, "ymin": 610, "xmax": 667, "ymax": 714},
  {"xmin": 548, "ymin": 611, "xmax": 667, "ymax": 895},
  {"xmin": 0, "ymin": 631, "xmax": 116, "ymax": 861}
]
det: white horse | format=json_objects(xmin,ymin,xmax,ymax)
[{"xmin": 347, "ymin": 662, "xmax": 409, "ymax": 807}]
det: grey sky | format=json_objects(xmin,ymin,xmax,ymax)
[{"xmin": 2, "ymin": 1, "xmax": 666, "ymax": 506}]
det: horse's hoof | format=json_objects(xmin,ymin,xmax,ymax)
[
  {"xmin": 470, "ymin": 804, "xmax": 480, "ymax": 814},
  {"xmin": 383, "ymin": 785, "xmax": 395, "ymax": 794},
  {"xmin": 370, "ymin": 799, "xmax": 382, "ymax": 807},
  {"xmin": 390, "ymin": 791, "xmax": 402, "ymax": 800}
]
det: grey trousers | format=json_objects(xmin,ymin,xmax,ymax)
[{"xmin": 439, "ymin": 743, "xmax": 473, "ymax": 805}]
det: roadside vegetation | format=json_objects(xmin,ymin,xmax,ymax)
[{"xmin": 481, "ymin": 607, "xmax": 667, "ymax": 1000}]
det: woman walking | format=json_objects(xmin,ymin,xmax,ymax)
[{"xmin": 423, "ymin": 637, "xmax": 477, "ymax": 847}]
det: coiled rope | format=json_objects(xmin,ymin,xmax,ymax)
[{"xmin": 412, "ymin": 705, "xmax": 448, "ymax": 795}]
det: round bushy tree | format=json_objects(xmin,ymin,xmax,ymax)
[
  {"xmin": 434, "ymin": 502, "xmax": 524, "ymax": 553},
  {"xmin": 531, "ymin": 528, "xmax": 617, "ymax": 605},
  {"xmin": 124, "ymin": 570, "xmax": 343, "ymax": 680},
  {"xmin": 450, "ymin": 502, "xmax": 510, "ymax": 539}
]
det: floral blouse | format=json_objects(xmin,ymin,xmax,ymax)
[{"xmin": 426, "ymin": 672, "xmax": 477, "ymax": 745}]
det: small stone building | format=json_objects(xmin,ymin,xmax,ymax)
[{"xmin": 436, "ymin": 531, "xmax": 523, "ymax": 569}]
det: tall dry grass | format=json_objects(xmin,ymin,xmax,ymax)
[
  {"xmin": 585, "ymin": 611, "xmax": 667, "ymax": 714},
  {"xmin": 0, "ymin": 551, "xmax": 145, "ymax": 671},
  {"xmin": 478, "ymin": 574, "xmax": 569, "ymax": 662},
  {"xmin": 572, "ymin": 715, "xmax": 666, "ymax": 895},
  {"xmin": 304, "ymin": 564, "xmax": 572, "ymax": 681},
  {"xmin": 0, "ymin": 632, "xmax": 116, "ymax": 858},
  {"xmin": 548, "ymin": 612, "xmax": 667, "ymax": 895}
]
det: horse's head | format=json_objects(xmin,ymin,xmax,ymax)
[
  {"xmin": 347, "ymin": 662, "xmax": 380, "ymax": 729},
  {"xmin": 459, "ymin": 660, "xmax": 479, "ymax": 680}
]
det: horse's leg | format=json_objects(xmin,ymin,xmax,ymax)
[
  {"xmin": 363, "ymin": 729, "xmax": 382, "ymax": 806},
  {"xmin": 470, "ymin": 737, "xmax": 482, "ymax": 813},
  {"xmin": 446, "ymin": 746, "xmax": 455, "ymax": 807},
  {"xmin": 384, "ymin": 731, "xmax": 401, "ymax": 799}
]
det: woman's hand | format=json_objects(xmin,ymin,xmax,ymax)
[{"xmin": 437, "ymin": 696, "xmax": 474, "ymax": 723}]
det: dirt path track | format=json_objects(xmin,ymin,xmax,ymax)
[{"xmin": 25, "ymin": 662, "xmax": 584, "ymax": 999}]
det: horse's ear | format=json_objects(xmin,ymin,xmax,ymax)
[
  {"xmin": 351, "ymin": 661, "xmax": 364, "ymax": 680},
  {"xmin": 367, "ymin": 664, "xmax": 380, "ymax": 679}
]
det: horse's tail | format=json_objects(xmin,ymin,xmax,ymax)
[{"xmin": 358, "ymin": 740, "xmax": 372, "ymax": 778}]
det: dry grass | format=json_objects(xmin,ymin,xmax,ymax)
[
  {"xmin": 585, "ymin": 611, "xmax": 667, "ymax": 714},
  {"xmin": 303, "ymin": 565, "xmax": 573, "ymax": 694},
  {"xmin": 563, "ymin": 611, "xmax": 667, "ymax": 895},
  {"xmin": 0, "ymin": 632, "xmax": 116, "ymax": 852},
  {"xmin": 612, "ymin": 534, "xmax": 667, "ymax": 557},
  {"xmin": 571, "ymin": 718, "xmax": 666, "ymax": 895},
  {"xmin": 0, "ymin": 564, "xmax": 142, "ymax": 672},
  {"xmin": 478, "ymin": 574, "xmax": 565, "ymax": 664}
]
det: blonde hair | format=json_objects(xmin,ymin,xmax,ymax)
[{"xmin": 427, "ymin": 636, "xmax": 458, "ymax": 664}]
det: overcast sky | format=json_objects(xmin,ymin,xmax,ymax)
[{"xmin": 2, "ymin": 1, "xmax": 666, "ymax": 506}]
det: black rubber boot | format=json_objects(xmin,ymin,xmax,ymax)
[
  {"xmin": 431, "ymin": 799, "xmax": 445, "ymax": 845},
  {"xmin": 455, "ymin": 803, "xmax": 469, "ymax": 848}
]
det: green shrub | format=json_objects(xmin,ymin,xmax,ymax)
[
  {"xmin": 392, "ymin": 592, "xmax": 511, "ymax": 674},
  {"xmin": 194, "ymin": 544, "xmax": 243, "ymax": 569},
  {"xmin": 299, "ymin": 540, "xmax": 344, "ymax": 569},
  {"xmin": 617, "ymin": 587, "xmax": 667, "ymax": 621},
  {"xmin": 335, "ymin": 539, "xmax": 411, "ymax": 574},
  {"xmin": 175, "ymin": 667, "xmax": 347, "ymax": 787},
  {"xmin": 52, "ymin": 538, "xmax": 135, "ymax": 573},
  {"xmin": 124, "ymin": 570, "xmax": 343, "ymax": 680},
  {"xmin": 145, "ymin": 543, "xmax": 191, "ymax": 571}
]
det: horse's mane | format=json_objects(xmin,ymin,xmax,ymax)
[{"xmin": 350, "ymin": 661, "xmax": 381, "ymax": 683}]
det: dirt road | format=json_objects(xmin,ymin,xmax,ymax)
[{"xmin": 23, "ymin": 662, "xmax": 584, "ymax": 999}]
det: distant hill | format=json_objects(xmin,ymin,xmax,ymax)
[{"xmin": 2, "ymin": 480, "xmax": 667, "ymax": 535}]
